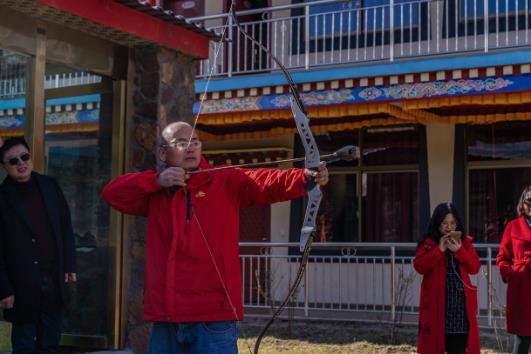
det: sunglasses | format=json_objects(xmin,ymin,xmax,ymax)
[
  {"xmin": 6, "ymin": 153, "xmax": 30, "ymax": 166},
  {"xmin": 524, "ymin": 197, "xmax": 531, "ymax": 207}
]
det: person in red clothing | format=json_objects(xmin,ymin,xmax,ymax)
[
  {"xmin": 496, "ymin": 185, "xmax": 531, "ymax": 354},
  {"xmin": 414, "ymin": 202, "xmax": 481, "ymax": 354},
  {"xmin": 102, "ymin": 122, "xmax": 328, "ymax": 353}
]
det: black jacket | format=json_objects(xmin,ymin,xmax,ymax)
[{"xmin": 0, "ymin": 172, "xmax": 76, "ymax": 323}]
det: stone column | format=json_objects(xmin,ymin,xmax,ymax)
[{"xmin": 126, "ymin": 46, "xmax": 196, "ymax": 353}]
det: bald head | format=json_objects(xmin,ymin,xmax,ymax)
[
  {"xmin": 161, "ymin": 122, "xmax": 193, "ymax": 144},
  {"xmin": 159, "ymin": 122, "xmax": 202, "ymax": 170}
]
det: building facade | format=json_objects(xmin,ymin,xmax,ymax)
[
  {"xmin": 2, "ymin": 0, "xmax": 531, "ymax": 352},
  {"xmin": 187, "ymin": 0, "xmax": 531, "ymax": 334},
  {"xmin": 193, "ymin": 0, "xmax": 531, "ymax": 246},
  {"xmin": 0, "ymin": 0, "xmax": 212, "ymax": 351}
]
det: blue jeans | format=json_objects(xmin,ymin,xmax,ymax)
[
  {"xmin": 11, "ymin": 274, "xmax": 63, "ymax": 354},
  {"xmin": 149, "ymin": 321, "xmax": 239, "ymax": 354}
]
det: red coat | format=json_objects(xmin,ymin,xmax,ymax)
[
  {"xmin": 413, "ymin": 236, "xmax": 481, "ymax": 354},
  {"xmin": 102, "ymin": 158, "xmax": 307, "ymax": 322},
  {"xmin": 496, "ymin": 216, "xmax": 531, "ymax": 335}
]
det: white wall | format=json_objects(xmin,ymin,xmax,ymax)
[{"xmin": 426, "ymin": 121, "xmax": 455, "ymax": 212}]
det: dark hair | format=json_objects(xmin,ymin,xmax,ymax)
[
  {"xmin": 516, "ymin": 185, "xmax": 531, "ymax": 216},
  {"xmin": 0, "ymin": 137, "xmax": 30, "ymax": 163},
  {"xmin": 418, "ymin": 202, "xmax": 465, "ymax": 246}
]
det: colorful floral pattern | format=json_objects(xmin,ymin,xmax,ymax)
[
  {"xmin": 271, "ymin": 90, "xmax": 355, "ymax": 107},
  {"xmin": 194, "ymin": 76, "xmax": 517, "ymax": 114},
  {"xmin": 360, "ymin": 78, "xmax": 513, "ymax": 101},
  {"xmin": 0, "ymin": 115, "xmax": 24, "ymax": 128},
  {"xmin": 0, "ymin": 109, "xmax": 99, "ymax": 128},
  {"xmin": 199, "ymin": 97, "xmax": 261, "ymax": 114}
]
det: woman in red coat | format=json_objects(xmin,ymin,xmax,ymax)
[
  {"xmin": 496, "ymin": 186, "xmax": 531, "ymax": 354},
  {"xmin": 414, "ymin": 202, "xmax": 481, "ymax": 354}
]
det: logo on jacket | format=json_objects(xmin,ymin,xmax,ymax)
[{"xmin": 195, "ymin": 191, "xmax": 206, "ymax": 198}]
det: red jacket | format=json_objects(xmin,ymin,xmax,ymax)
[
  {"xmin": 413, "ymin": 236, "xmax": 481, "ymax": 354},
  {"xmin": 102, "ymin": 158, "xmax": 307, "ymax": 322},
  {"xmin": 496, "ymin": 216, "xmax": 531, "ymax": 335}
]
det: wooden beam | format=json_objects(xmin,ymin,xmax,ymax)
[
  {"xmin": 35, "ymin": 0, "xmax": 210, "ymax": 58},
  {"xmin": 25, "ymin": 28, "xmax": 47, "ymax": 173}
]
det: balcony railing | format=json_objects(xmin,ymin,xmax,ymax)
[
  {"xmin": 193, "ymin": 0, "xmax": 531, "ymax": 78},
  {"xmin": 0, "ymin": 72, "xmax": 102, "ymax": 99},
  {"xmin": 239, "ymin": 242, "xmax": 505, "ymax": 328}
]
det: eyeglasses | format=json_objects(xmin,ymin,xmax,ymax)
[
  {"xmin": 162, "ymin": 140, "xmax": 202, "ymax": 150},
  {"xmin": 6, "ymin": 153, "xmax": 30, "ymax": 166}
]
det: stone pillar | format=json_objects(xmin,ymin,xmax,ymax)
[{"xmin": 126, "ymin": 46, "xmax": 196, "ymax": 353}]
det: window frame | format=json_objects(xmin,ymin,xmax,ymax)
[
  {"xmin": 291, "ymin": 0, "xmax": 429, "ymax": 55},
  {"xmin": 464, "ymin": 123, "xmax": 531, "ymax": 242},
  {"xmin": 290, "ymin": 124, "xmax": 423, "ymax": 256}
]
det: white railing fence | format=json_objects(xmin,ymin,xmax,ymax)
[
  {"xmin": 239, "ymin": 242, "xmax": 505, "ymax": 328},
  {"xmin": 0, "ymin": 71, "xmax": 102, "ymax": 99},
  {"xmin": 193, "ymin": 0, "xmax": 531, "ymax": 78}
]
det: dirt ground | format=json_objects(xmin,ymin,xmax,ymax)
[
  {"xmin": 0, "ymin": 319, "xmax": 515, "ymax": 353},
  {"xmin": 237, "ymin": 318, "xmax": 512, "ymax": 354}
]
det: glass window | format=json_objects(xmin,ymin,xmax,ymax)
[
  {"xmin": 44, "ymin": 62, "xmax": 112, "ymax": 338},
  {"xmin": 307, "ymin": 0, "xmax": 421, "ymax": 34},
  {"xmin": 469, "ymin": 167, "xmax": 531, "ymax": 242},
  {"xmin": 467, "ymin": 121, "xmax": 531, "ymax": 161},
  {"xmin": 363, "ymin": 126, "xmax": 419, "ymax": 165},
  {"xmin": 315, "ymin": 130, "xmax": 359, "ymax": 168},
  {"xmin": 299, "ymin": 126, "xmax": 422, "ymax": 244},
  {"xmin": 461, "ymin": 0, "xmax": 529, "ymax": 17},
  {"xmin": 363, "ymin": 172, "xmax": 419, "ymax": 242},
  {"xmin": 466, "ymin": 121, "xmax": 531, "ymax": 242},
  {"xmin": 316, "ymin": 173, "xmax": 358, "ymax": 242},
  {"xmin": 0, "ymin": 49, "xmax": 30, "ymax": 182}
]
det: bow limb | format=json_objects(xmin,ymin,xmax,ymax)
[
  {"xmin": 230, "ymin": 5, "xmax": 307, "ymax": 117},
  {"xmin": 291, "ymin": 99, "xmax": 321, "ymax": 251},
  {"xmin": 252, "ymin": 100, "xmax": 321, "ymax": 354},
  {"xmin": 230, "ymin": 2, "xmax": 322, "ymax": 352}
]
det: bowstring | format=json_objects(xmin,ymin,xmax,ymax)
[
  {"xmin": 192, "ymin": 210, "xmax": 254, "ymax": 354},
  {"xmin": 187, "ymin": 0, "xmax": 233, "ymax": 147},
  {"xmin": 185, "ymin": 3, "xmax": 254, "ymax": 353},
  {"xmin": 186, "ymin": 2, "xmax": 317, "ymax": 353}
]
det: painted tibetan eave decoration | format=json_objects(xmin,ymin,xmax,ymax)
[{"xmin": 192, "ymin": 74, "xmax": 531, "ymax": 141}]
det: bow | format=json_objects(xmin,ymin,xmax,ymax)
[
  {"xmin": 228, "ymin": 3, "xmax": 322, "ymax": 353},
  {"xmin": 189, "ymin": 2, "xmax": 329, "ymax": 352}
]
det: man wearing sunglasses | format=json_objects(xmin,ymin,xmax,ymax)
[
  {"xmin": 0, "ymin": 137, "xmax": 77, "ymax": 353},
  {"xmin": 103, "ymin": 122, "xmax": 328, "ymax": 353}
]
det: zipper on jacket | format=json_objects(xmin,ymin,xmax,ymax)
[{"xmin": 184, "ymin": 189, "xmax": 191, "ymax": 236}]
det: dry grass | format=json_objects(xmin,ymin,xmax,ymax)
[
  {"xmin": 0, "ymin": 321, "xmax": 10, "ymax": 352},
  {"xmin": 237, "ymin": 319, "xmax": 508, "ymax": 354},
  {"xmin": 0, "ymin": 318, "xmax": 511, "ymax": 354}
]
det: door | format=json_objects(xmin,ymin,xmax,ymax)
[{"xmin": 43, "ymin": 62, "xmax": 122, "ymax": 348}]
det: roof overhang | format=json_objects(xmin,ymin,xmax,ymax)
[{"xmin": 5, "ymin": 0, "xmax": 211, "ymax": 58}]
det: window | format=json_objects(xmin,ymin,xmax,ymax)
[
  {"xmin": 306, "ymin": 0, "xmax": 421, "ymax": 34},
  {"xmin": 0, "ymin": 49, "xmax": 30, "ymax": 179},
  {"xmin": 461, "ymin": 0, "xmax": 530, "ymax": 17},
  {"xmin": 43, "ymin": 62, "xmax": 113, "ymax": 337},
  {"xmin": 466, "ymin": 121, "xmax": 531, "ymax": 242},
  {"xmin": 291, "ymin": 126, "xmax": 423, "ymax": 244},
  {"xmin": 296, "ymin": 0, "xmax": 429, "ymax": 53},
  {"xmin": 446, "ymin": 0, "xmax": 531, "ymax": 38}
]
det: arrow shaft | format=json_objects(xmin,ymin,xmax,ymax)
[{"xmin": 188, "ymin": 152, "xmax": 337, "ymax": 175}]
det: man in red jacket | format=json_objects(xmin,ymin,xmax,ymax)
[{"xmin": 103, "ymin": 122, "xmax": 328, "ymax": 353}]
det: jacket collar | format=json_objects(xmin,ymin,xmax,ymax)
[
  {"xmin": 512, "ymin": 215, "xmax": 531, "ymax": 242},
  {"xmin": 1, "ymin": 172, "xmax": 59, "ymax": 238},
  {"xmin": 184, "ymin": 156, "xmax": 213, "ymax": 190}
]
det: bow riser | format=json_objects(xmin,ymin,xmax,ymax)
[{"xmin": 301, "ymin": 187, "xmax": 322, "ymax": 251}]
